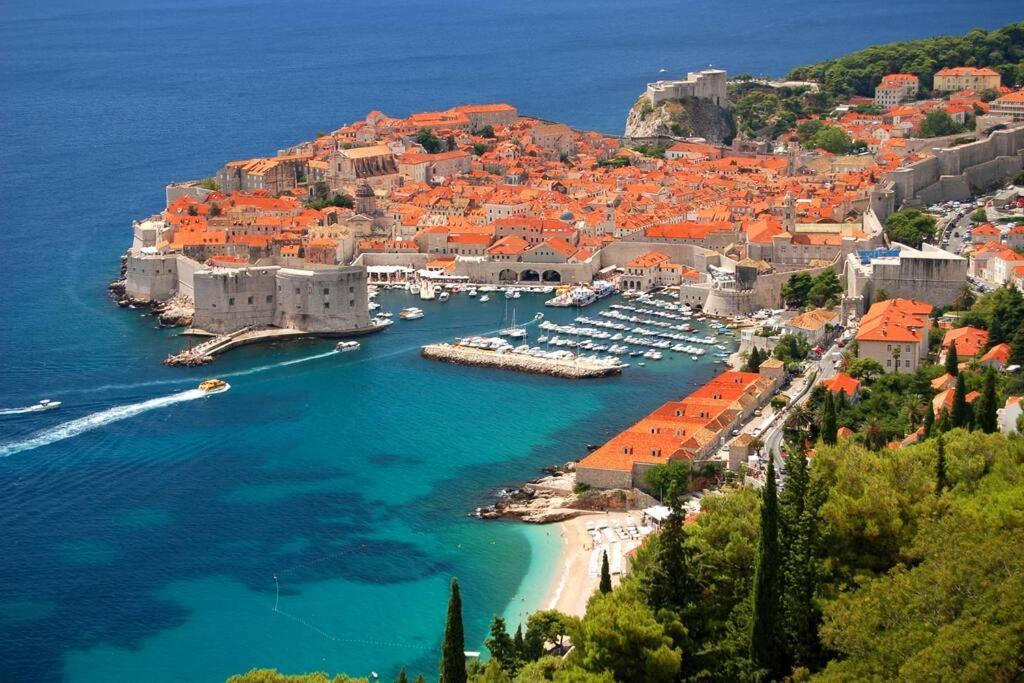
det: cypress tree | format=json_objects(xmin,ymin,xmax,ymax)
[
  {"xmin": 820, "ymin": 391, "xmax": 837, "ymax": 446},
  {"xmin": 922, "ymin": 402, "xmax": 935, "ymax": 437},
  {"xmin": 599, "ymin": 551, "xmax": 612, "ymax": 594},
  {"xmin": 935, "ymin": 434, "xmax": 948, "ymax": 495},
  {"xmin": 936, "ymin": 407, "xmax": 951, "ymax": 434},
  {"xmin": 415, "ymin": 676, "xmax": 426, "ymax": 683},
  {"xmin": 950, "ymin": 373, "xmax": 970, "ymax": 429},
  {"xmin": 779, "ymin": 444, "xmax": 819, "ymax": 667},
  {"xmin": 975, "ymin": 369, "xmax": 998, "ymax": 433},
  {"xmin": 440, "ymin": 578, "xmax": 467, "ymax": 683},
  {"xmin": 396, "ymin": 668, "xmax": 409, "ymax": 683},
  {"xmin": 512, "ymin": 624, "xmax": 525, "ymax": 662},
  {"xmin": 640, "ymin": 505, "xmax": 698, "ymax": 615},
  {"xmin": 945, "ymin": 343, "xmax": 959, "ymax": 376},
  {"xmin": 750, "ymin": 457, "xmax": 784, "ymax": 679},
  {"xmin": 747, "ymin": 347, "xmax": 762, "ymax": 372},
  {"xmin": 988, "ymin": 314, "xmax": 1006, "ymax": 346},
  {"xmin": 1010, "ymin": 325, "xmax": 1024, "ymax": 367}
]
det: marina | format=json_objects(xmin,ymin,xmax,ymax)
[{"xmin": 421, "ymin": 341, "xmax": 625, "ymax": 378}]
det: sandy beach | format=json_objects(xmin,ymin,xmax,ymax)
[{"xmin": 538, "ymin": 512, "xmax": 649, "ymax": 617}]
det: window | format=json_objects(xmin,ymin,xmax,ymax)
[
  {"xmin": 324, "ymin": 302, "xmax": 330, "ymax": 309},
  {"xmin": 905, "ymin": 360, "xmax": 911, "ymax": 367},
  {"xmin": 228, "ymin": 298, "xmax": 234, "ymax": 306},
  {"xmin": 266, "ymin": 295, "xmax": 273, "ymax": 303},
  {"xmin": 349, "ymin": 299, "xmax": 355, "ymax": 306},
  {"xmin": 887, "ymin": 359, "xmax": 892, "ymax": 367},
  {"xmin": 248, "ymin": 296, "xmax": 254, "ymax": 305},
  {"xmin": 323, "ymin": 288, "xmax": 330, "ymax": 295},
  {"xmin": 295, "ymin": 288, "xmax": 300, "ymax": 294}
]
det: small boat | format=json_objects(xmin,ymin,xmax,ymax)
[
  {"xmin": 372, "ymin": 316, "xmax": 394, "ymax": 327},
  {"xmin": 504, "ymin": 289, "xmax": 515, "ymax": 299},
  {"xmin": 438, "ymin": 291, "xmax": 450, "ymax": 302},
  {"xmin": 335, "ymin": 341, "xmax": 360, "ymax": 352},
  {"xmin": 479, "ymin": 294, "xmax": 491, "ymax": 302},
  {"xmin": 34, "ymin": 399, "xmax": 61, "ymax": 411},
  {"xmin": 198, "ymin": 379, "xmax": 230, "ymax": 395},
  {"xmin": 399, "ymin": 307, "xmax": 424, "ymax": 320},
  {"xmin": 468, "ymin": 288, "xmax": 478, "ymax": 297}
]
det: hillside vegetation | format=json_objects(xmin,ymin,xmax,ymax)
[{"xmin": 787, "ymin": 21, "xmax": 1024, "ymax": 98}]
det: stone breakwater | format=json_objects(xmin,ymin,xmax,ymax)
[{"xmin": 420, "ymin": 343, "xmax": 623, "ymax": 378}]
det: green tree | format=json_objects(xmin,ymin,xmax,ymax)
[
  {"xmin": 479, "ymin": 125, "xmax": 495, "ymax": 138},
  {"xmin": 745, "ymin": 346, "xmax": 763, "ymax": 372},
  {"xmin": 576, "ymin": 586, "xmax": 681, "ymax": 683},
  {"xmin": 441, "ymin": 578, "xmax": 467, "ymax": 683},
  {"xmin": 945, "ymin": 342, "xmax": 959, "ymax": 376},
  {"xmin": 417, "ymin": 128, "xmax": 443, "ymax": 154},
  {"xmin": 599, "ymin": 552, "xmax": 612, "ymax": 595},
  {"xmin": 950, "ymin": 373, "xmax": 971, "ymax": 429},
  {"xmin": 472, "ymin": 143, "xmax": 487, "ymax": 156},
  {"xmin": 821, "ymin": 390, "xmax": 838, "ymax": 446},
  {"xmin": 524, "ymin": 610, "xmax": 578, "ymax": 660},
  {"xmin": 935, "ymin": 434, "xmax": 948, "ymax": 494},
  {"xmin": 970, "ymin": 208, "xmax": 988, "ymax": 223},
  {"xmin": 808, "ymin": 268, "xmax": 844, "ymax": 307},
  {"xmin": 808, "ymin": 125, "xmax": 853, "ymax": 154},
  {"xmin": 642, "ymin": 460, "xmax": 690, "ymax": 501},
  {"xmin": 885, "ymin": 209, "xmax": 936, "ymax": 249},
  {"xmin": 750, "ymin": 458, "xmax": 784, "ymax": 679},
  {"xmin": 796, "ymin": 118, "xmax": 825, "ymax": 143},
  {"xmin": 1011, "ymin": 324, "xmax": 1024, "ymax": 367},
  {"xmin": 779, "ymin": 447, "xmax": 820, "ymax": 668},
  {"xmin": 395, "ymin": 669, "xmax": 408, "ymax": 683},
  {"xmin": 782, "ymin": 271, "xmax": 814, "ymax": 308},
  {"xmin": 485, "ymin": 616, "xmax": 519, "ymax": 675},
  {"xmin": 846, "ymin": 357, "xmax": 885, "ymax": 381},
  {"xmin": 922, "ymin": 402, "xmax": 935, "ymax": 437},
  {"xmin": 209, "ymin": 202, "xmax": 222, "ymax": 217},
  {"xmin": 918, "ymin": 109, "xmax": 963, "ymax": 138},
  {"xmin": 974, "ymin": 369, "xmax": 998, "ymax": 433},
  {"xmin": 735, "ymin": 91, "xmax": 780, "ymax": 135}
]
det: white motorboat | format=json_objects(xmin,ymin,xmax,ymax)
[
  {"xmin": 468, "ymin": 288, "xmax": 478, "ymax": 297},
  {"xmin": 33, "ymin": 399, "xmax": 62, "ymax": 411},
  {"xmin": 479, "ymin": 294, "xmax": 491, "ymax": 302},
  {"xmin": 399, "ymin": 307, "xmax": 424, "ymax": 320},
  {"xmin": 372, "ymin": 316, "xmax": 394, "ymax": 327},
  {"xmin": 335, "ymin": 341, "xmax": 361, "ymax": 352},
  {"xmin": 438, "ymin": 291, "xmax": 450, "ymax": 302}
]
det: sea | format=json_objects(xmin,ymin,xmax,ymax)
[{"xmin": 0, "ymin": 0, "xmax": 1020, "ymax": 680}]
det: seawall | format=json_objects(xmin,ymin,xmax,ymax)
[{"xmin": 421, "ymin": 343, "xmax": 623, "ymax": 378}]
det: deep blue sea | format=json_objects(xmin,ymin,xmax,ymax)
[{"xmin": 1, "ymin": 1, "xmax": 1021, "ymax": 680}]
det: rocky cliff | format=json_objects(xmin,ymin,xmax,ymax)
[{"xmin": 624, "ymin": 95, "xmax": 736, "ymax": 144}]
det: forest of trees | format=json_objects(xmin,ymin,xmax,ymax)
[{"xmin": 786, "ymin": 22, "xmax": 1024, "ymax": 98}]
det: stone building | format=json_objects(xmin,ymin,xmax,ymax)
[
  {"xmin": 645, "ymin": 69, "xmax": 728, "ymax": 107},
  {"xmin": 854, "ymin": 298, "xmax": 933, "ymax": 374},
  {"xmin": 845, "ymin": 243, "xmax": 967, "ymax": 312},
  {"xmin": 932, "ymin": 67, "xmax": 1000, "ymax": 92}
]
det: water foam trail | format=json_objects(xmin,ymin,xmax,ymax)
[
  {"xmin": 0, "ymin": 406, "xmax": 44, "ymax": 416},
  {"xmin": 0, "ymin": 389, "xmax": 206, "ymax": 458}
]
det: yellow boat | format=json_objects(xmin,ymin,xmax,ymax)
[{"xmin": 198, "ymin": 378, "xmax": 230, "ymax": 395}]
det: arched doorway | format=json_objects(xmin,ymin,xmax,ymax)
[
  {"xmin": 498, "ymin": 269, "xmax": 518, "ymax": 283},
  {"xmin": 520, "ymin": 269, "xmax": 540, "ymax": 282},
  {"xmin": 541, "ymin": 270, "xmax": 562, "ymax": 283}
]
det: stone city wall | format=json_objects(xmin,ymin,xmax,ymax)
[{"xmin": 192, "ymin": 266, "xmax": 278, "ymax": 333}]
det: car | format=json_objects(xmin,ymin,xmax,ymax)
[
  {"xmin": 731, "ymin": 429, "xmax": 740, "ymax": 437},
  {"xmin": 754, "ymin": 409, "xmax": 763, "ymax": 417}
]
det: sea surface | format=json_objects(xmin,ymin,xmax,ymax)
[{"xmin": 0, "ymin": 0, "xmax": 1020, "ymax": 680}]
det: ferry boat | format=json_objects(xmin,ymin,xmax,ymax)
[
  {"xmin": 399, "ymin": 307, "xmax": 424, "ymax": 320},
  {"xmin": 198, "ymin": 379, "xmax": 230, "ymax": 395},
  {"xmin": 335, "ymin": 341, "xmax": 360, "ymax": 352}
]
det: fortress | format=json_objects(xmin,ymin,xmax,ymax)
[{"xmin": 645, "ymin": 69, "xmax": 728, "ymax": 107}]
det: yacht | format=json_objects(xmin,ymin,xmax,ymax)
[
  {"xmin": 399, "ymin": 307, "xmax": 424, "ymax": 320},
  {"xmin": 335, "ymin": 341, "xmax": 361, "ymax": 352},
  {"xmin": 372, "ymin": 316, "xmax": 394, "ymax": 327},
  {"xmin": 438, "ymin": 290, "xmax": 450, "ymax": 302},
  {"xmin": 32, "ymin": 399, "xmax": 61, "ymax": 411}
]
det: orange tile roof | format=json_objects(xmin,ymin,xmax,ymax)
[
  {"xmin": 941, "ymin": 326, "xmax": 989, "ymax": 358},
  {"xmin": 820, "ymin": 372, "xmax": 860, "ymax": 396}
]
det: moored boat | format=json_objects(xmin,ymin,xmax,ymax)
[{"xmin": 399, "ymin": 307, "xmax": 424, "ymax": 320}]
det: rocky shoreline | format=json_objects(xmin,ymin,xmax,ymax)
[
  {"xmin": 108, "ymin": 256, "xmax": 194, "ymax": 328},
  {"xmin": 475, "ymin": 462, "xmax": 658, "ymax": 524}
]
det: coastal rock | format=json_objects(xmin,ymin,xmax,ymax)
[
  {"xmin": 623, "ymin": 95, "xmax": 736, "ymax": 144},
  {"xmin": 153, "ymin": 295, "xmax": 194, "ymax": 328}
]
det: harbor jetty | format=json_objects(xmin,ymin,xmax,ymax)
[{"xmin": 422, "ymin": 343, "xmax": 624, "ymax": 378}]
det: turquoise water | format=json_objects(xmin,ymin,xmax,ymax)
[{"xmin": 3, "ymin": 0, "xmax": 1023, "ymax": 679}]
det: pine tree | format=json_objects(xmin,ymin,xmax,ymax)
[
  {"xmin": 935, "ymin": 434, "xmax": 948, "ymax": 495},
  {"xmin": 975, "ymin": 369, "xmax": 998, "ymax": 433},
  {"xmin": 922, "ymin": 402, "xmax": 935, "ymax": 437},
  {"xmin": 485, "ymin": 615, "xmax": 519, "ymax": 674},
  {"xmin": 821, "ymin": 391, "xmax": 837, "ymax": 445},
  {"xmin": 395, "ymin": 667, "xmax": 409, "ymax": 683},
  {"xmin": 750, "ymin": 457, "xmax": 784, "ymax": 679},
  {"xmin": 440, "ymin": 578, "xmax": 467, "ymax": 683},
  {"xmin": 640, "ymin": 506, "xmax": 699, "ymax": 616},
  {"xmin": 746, "ymin": 347, "xmax": 762, "ymax": 372},
  {"xmin": 945, "ymin": 343, "xmax": 959, "ymax": 376},
  {"xmin": 936, "ymin": 407, "xmax": 952, "ymax": 434},
  {"xmin": 599, "ymin": 551, "xmax": 612, "ymax": 594},
  {"xmin": 988, "ymin": 314, "xmax": 1006, "ymax": 346},
  {"xmin": 951, "ymin": 372, "xmax": 970, "ymax": 429},
  {"xmin": 415, "ymin": 675, "xmax": 426, "ymax": 683}
]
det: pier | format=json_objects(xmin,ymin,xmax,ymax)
[
  {"xmin": 164, "ymin": 323, "xmax": 385, "ymax": 366},
  {"xmin": 421, "ymin": 343, "xmax": 624, "ymax": 378}
]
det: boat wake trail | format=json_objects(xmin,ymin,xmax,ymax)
[
  {"xmin": 223, "ymin": 349, "xmax": 339, "ymax": 379},
  {"xmin": 0, "ymin": 389, "xmax": 206, "ymax": 458},
  {"xmin": 0, "ymin": 405, "xmax": 45, "ymax": 416}
]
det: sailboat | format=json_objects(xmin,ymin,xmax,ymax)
[{"xmin": 499, "ymin": 304, "xmax": 528, "ymax": 339}]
